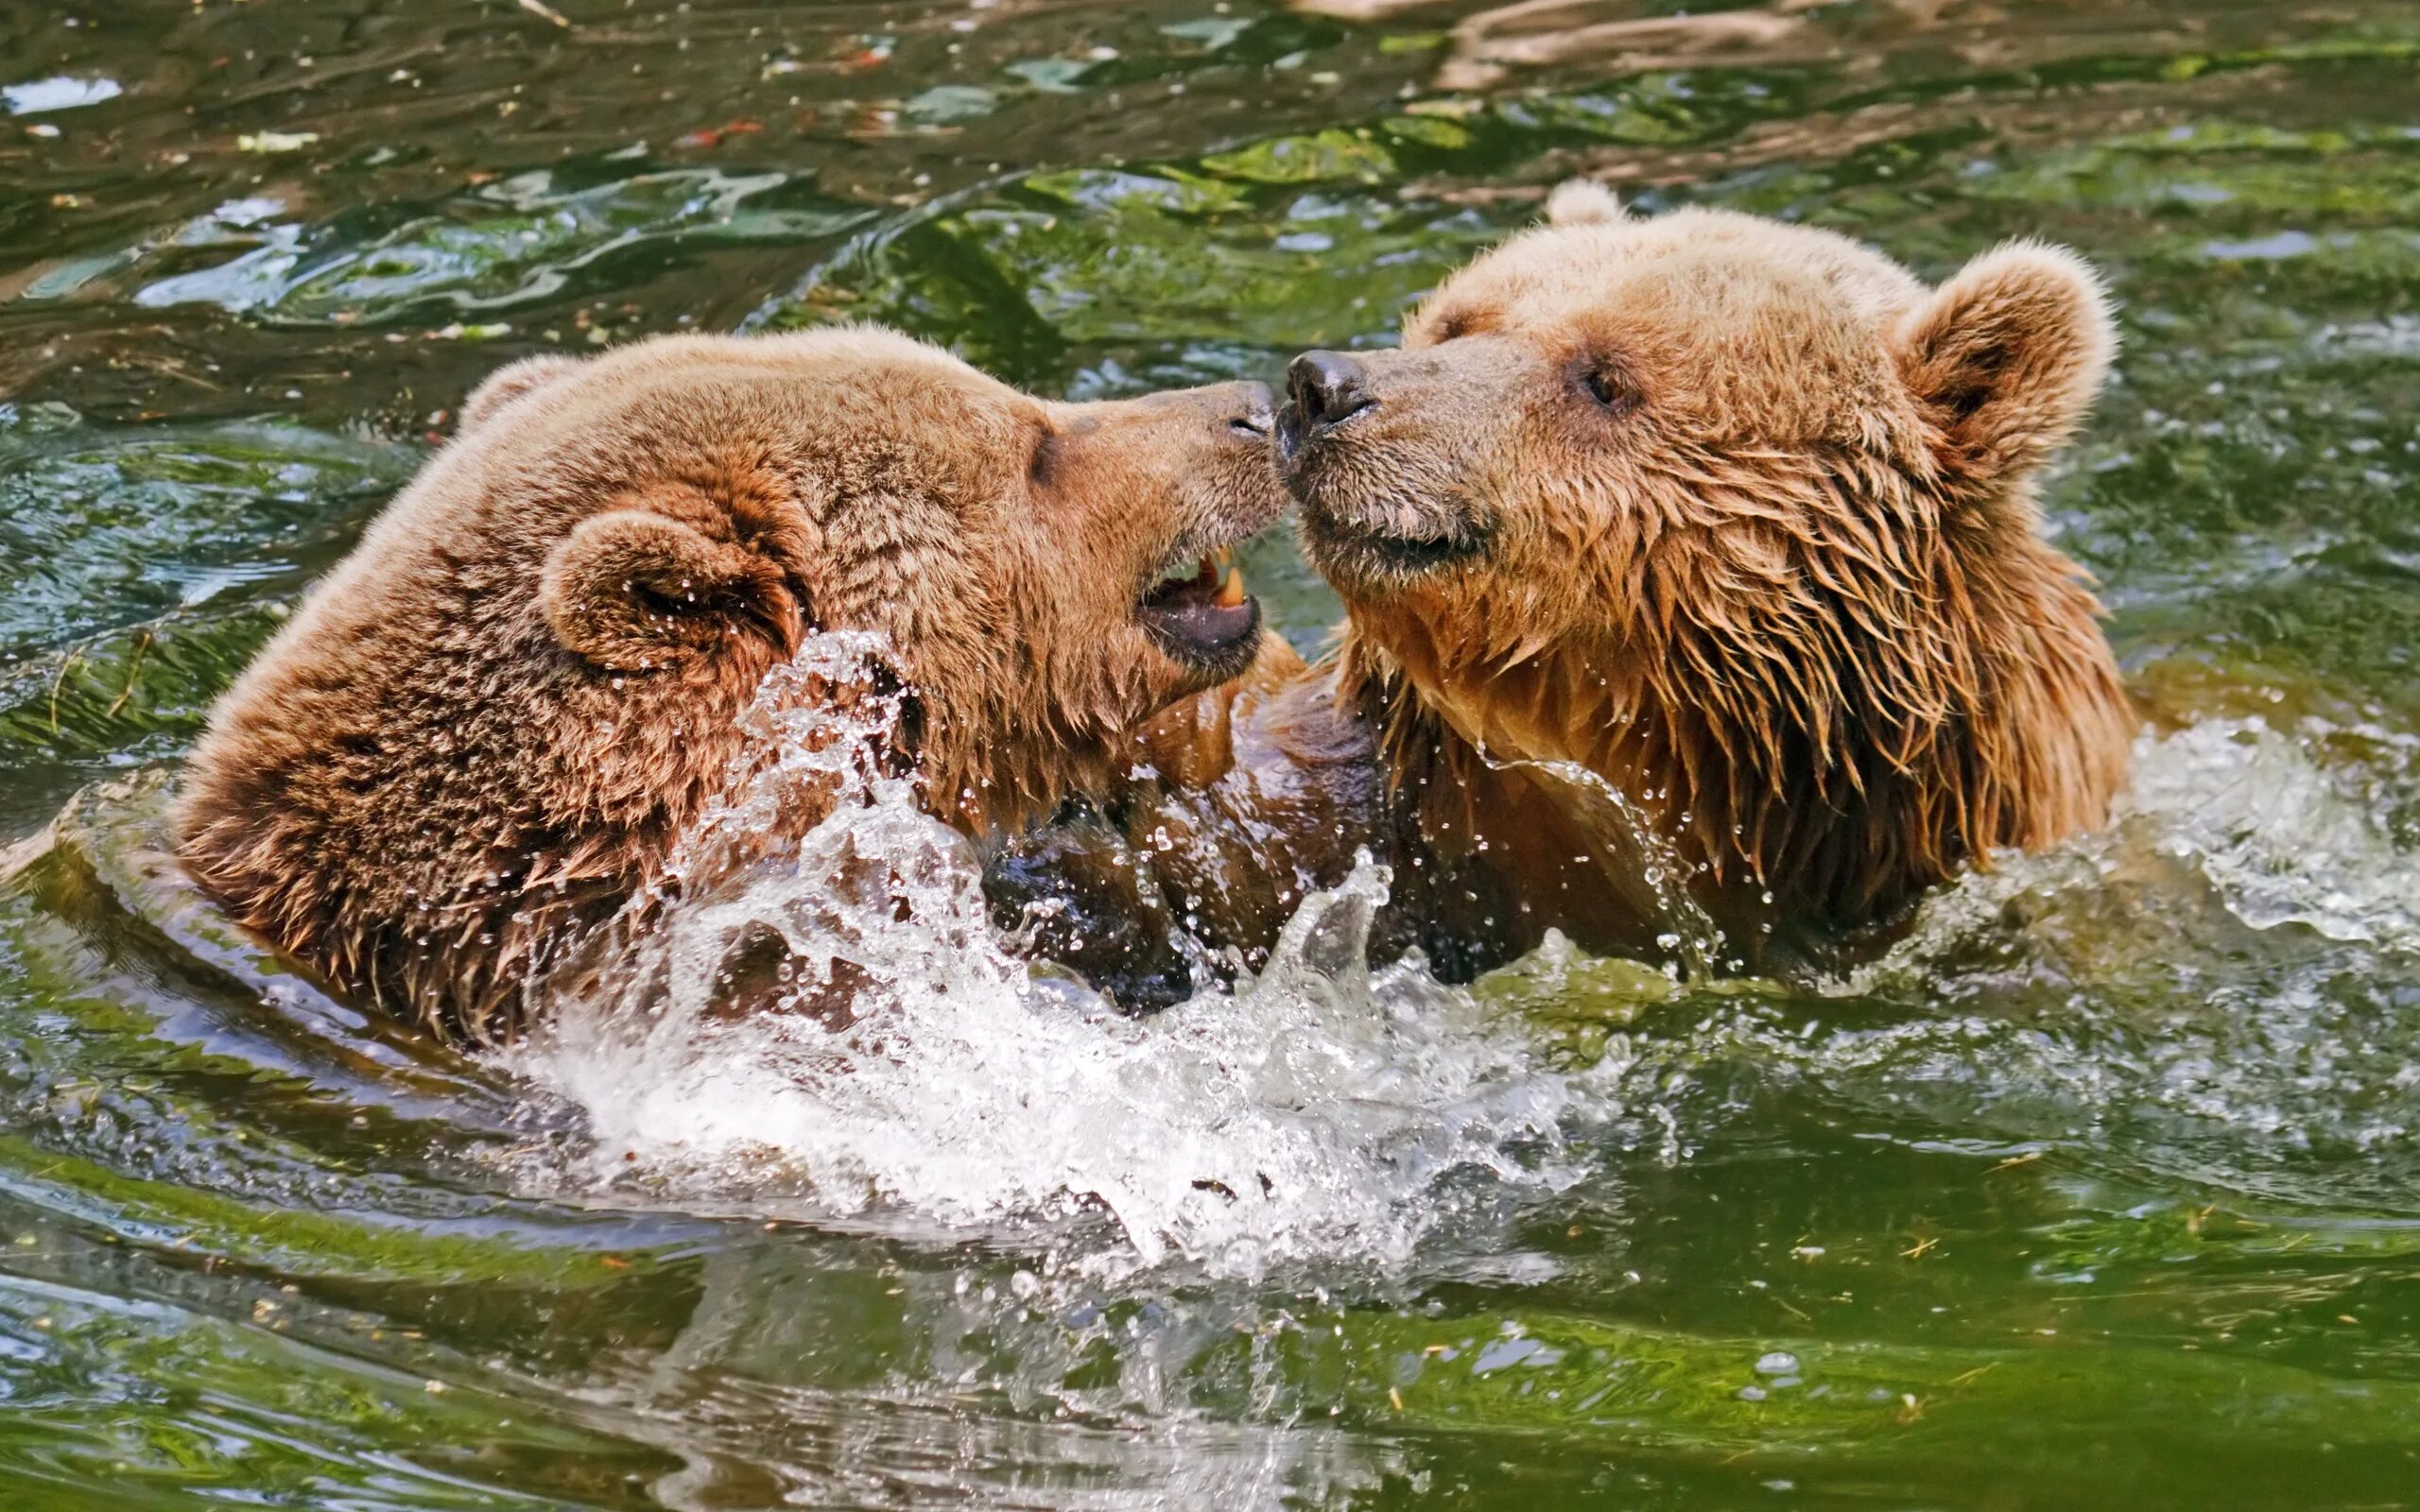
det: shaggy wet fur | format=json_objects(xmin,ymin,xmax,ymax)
[
  {"xmin": 1287, "ymin": 181, "xmax": 2136, "ymax": 960},
  {"xmin": 1061, "ymin": 184, "xmax": 2135, "ymax": 998},
  {"xmin": 176, "ymin": 329, "xmax": 1282, "ymax": 1040}
]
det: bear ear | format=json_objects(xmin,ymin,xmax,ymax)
[
  {"xmin": 460, "ymin": 354, "xmax": 583, "ymax": 431},
  {"xmin": 1545, "ymin": 179, "xmax": 1625, "ymax": 227},
  {"xmin": 542, "ymin": 507, "xmax": 802, "ymax": 672},
  {"xmin": 1894, "ymin": 241, "xmax": 2116, "ymax": 491}
]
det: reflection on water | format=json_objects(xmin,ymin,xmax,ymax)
[
  {"xmin": 115, "ymin": 167, "xmax": 875, "ymax": 328},
  {"xmin": 3, "ymin": 0, "xmax": 2419, "ymax": 1506}
]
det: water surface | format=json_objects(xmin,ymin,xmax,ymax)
[{"xmin": 3, "ymin": 2, "xmax": 2417, "ymax": 1506}]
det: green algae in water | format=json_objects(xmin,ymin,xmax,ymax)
[{"xmin": 2, "ymin": 1, "xmax": 2418, "ymax": 1507}]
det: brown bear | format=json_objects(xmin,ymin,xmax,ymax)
[
  {"xmin": 175, "ymin": 327, "xmax": 1285, "ymax": 1041},
  {"xmin": 1074, "ymin": 182, "xmax": 2135, "ymax": 988}
]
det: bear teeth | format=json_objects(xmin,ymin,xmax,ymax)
[
  {"xmin": 1214, "ymin": 556, "xmax": 1248, "ymax": 609},
  {"xmin": 1145, "ymin": 547, "xmax": 1246, "ymax": 611}
]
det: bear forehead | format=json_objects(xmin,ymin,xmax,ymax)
[
  {"xmin": 588, "ymin": 324, "xmax": 1013, "ymax": 392},
  {"xmin": 1419, "ymin": 207, "xmax": 1926, "ymax": 346},
  {"xmin": 1409, "ymin": 208, "xmax": 1932, "ymax": 441},
  {"xmin": 475, "ymin": 328, "xmax": 1045, "ymax": 488}
]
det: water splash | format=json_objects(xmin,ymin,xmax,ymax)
[
  {"xmin": 2127, "ymin": 715, "xmax": 2418, "ymax": 946},
  {"xmin": 1473, "ymin": 747, "xmax": 1735, "ymax": 975},
  {"xmin": 1600, "ymin": 713, "xmax": 2420, "ymax": 1207},
  {"xmin": 501, "ymin": 634, "xmax": 1589, "ymax": 1278},
  {"xmin": 1858, "ymin": 714, "xmax": 2419, "ymax": 979}
]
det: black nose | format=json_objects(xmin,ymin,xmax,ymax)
[{"xmin": 1287, "ymin": 350, "xmax": 1374, "ymax": 433}]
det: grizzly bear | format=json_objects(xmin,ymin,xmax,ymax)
[
  {"xmin": 1063, "ymin": 182, "xmax": 2135, "ymax": 993},
  {"xmin": 1280, "ymin": 180, "xmax": 2136, "ymax": 968},
  {"xmin": 175, "ymin": 328, "xmax": 1285, "ymax": 1041}
]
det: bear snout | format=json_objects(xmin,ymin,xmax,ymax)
[{"xmin": 1280, "ymin": 351, "xmax": 1375, "ymax": 461}]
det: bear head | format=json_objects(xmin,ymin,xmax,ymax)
[
  {"xmin": 1275, "ymin": 184, "xmax": 2135, "ymax": 939},
  {"xmin": 176, "ymin": 328, "xmax": 1284, "ymax": 1039}
]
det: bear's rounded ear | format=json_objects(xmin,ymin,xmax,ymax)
[
  {"xmin": 460, "ymin": 354, "xmax": 583, "ymax": 432},
  {"xmin": 1545, "ymin": 179, "xmax": 1625, "ymax": 227},
  {"xmin": 542, "ymin": 508, "xmax": 800, "ymax": 672},
  {"xmin": 1894, "ymin": 241, "xmax": 2116, "ymax": 492}
]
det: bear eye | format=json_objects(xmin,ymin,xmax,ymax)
[{"xmin": 1579, "ymin": 360, "xmax": 1641, "ymax": 415}]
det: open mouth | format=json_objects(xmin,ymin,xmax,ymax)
[{"xmin": 1136, "ymin": 545, "xmax": 1260, "ymax": 672}]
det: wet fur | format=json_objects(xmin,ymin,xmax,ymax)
[
  {"xmin": 1322, "ymin": 193, "xmax": 2135, "ymax": 949},
  {"xmin": 1088, "ymin": 188, "xmax": 2135, "ymax": 989},
  {"xmin": 175, "ymin": 329, "xmax": 1281, "ymax": 1041}
]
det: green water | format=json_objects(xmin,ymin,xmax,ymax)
[{"xmin": 4, "ymin": 1, "xmax": 2418, "ymax": 1506}]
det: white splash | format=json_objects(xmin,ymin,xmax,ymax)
[
  {"xmin": 2124, "ymin": 714, "xmax": 2418, "ymax": 946},
  {"xmin": 502, "ymin": 634, "xmax": 1586, "ymax": 1278},
  {"xmin": 1862, "ymin": 713, "xmax": 2420, "ymax": 971},
  {"xmin": 1771, "ymin": 711, "xmax": 2420, "ymax": 1199}
]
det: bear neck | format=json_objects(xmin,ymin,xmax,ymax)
[{"xmin": 1337, "ymin": 480, "xmax": 2135, "ymax": 961}]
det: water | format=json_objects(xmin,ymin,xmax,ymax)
[
  {"xmin": 508, "ymin": 636, "xmax": 1584, "ymax": 1278},
  {"xmin": 3, "ymin": 1, "xmax": 2417, "ymax": 1506}
]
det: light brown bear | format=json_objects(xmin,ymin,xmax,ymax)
[
  {"xmin": 1094, "ymin": 183, "xmax": 2135, "ymax": 983},
  {"xmin": 175, "ymin": 329, "xmax": 1283, "ymax": 1041}
]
